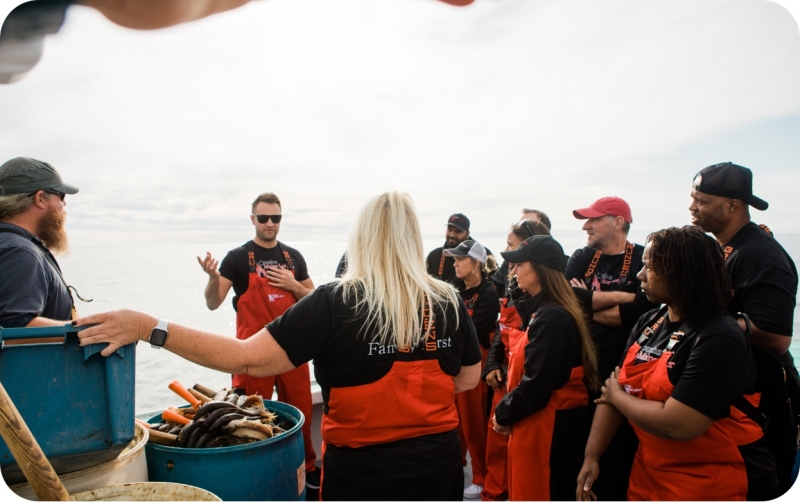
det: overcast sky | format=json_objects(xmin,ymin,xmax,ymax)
[{"xmin": 1, "ymin": 0, "xmax": 799, "ymax": 247}]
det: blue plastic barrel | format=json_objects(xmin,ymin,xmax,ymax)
[{"xmin": 145, "ymin": 400, "xmax": 305, "ymax": 501}]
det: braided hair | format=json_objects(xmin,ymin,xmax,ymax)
[{"xmin": 647, "ymin": 225, "xmax": 733, "ymax": 321}]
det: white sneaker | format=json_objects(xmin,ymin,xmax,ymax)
[{"xmin": 463, "ymin": 484, "xmax": 482, "ymax": 499}]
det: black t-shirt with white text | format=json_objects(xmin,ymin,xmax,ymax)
[
  {"xmin": 565, "ymin": 243, "xmax": 656, "ymax": 379},
  {"xmin": 625, "ymin": 308, "xmax": 756, "ymax": 420},
  {"xmin": 219, "ymin": 240, "xmax": 309, "ymax": 311},
  {"xmin": 268, "ymin": 283, "xmax": 482, "ymax": 409}
]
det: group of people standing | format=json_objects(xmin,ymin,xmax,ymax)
[
  {"xmin": 422, "ymin": 161, "xmax": 797, "ymax": 501},
  {"xmin": 1, "ymin": 155, "xmax": 797, "ymax": 501}
]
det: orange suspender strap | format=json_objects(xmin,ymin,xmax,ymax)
[
  {"xmin": 464, "ymin": 293, "xmax": 480, "ymax": 311},
  {"xmin": 247, "ymin": 251, "xmax": 256, "ymax": 273},
  {"xmin": 723, "ymin": 246, "xmax": 734, "ymax": 261},
  {"xmin": 398, "ymin": 297, "xmax": 437, "ymax": 353},
  {"xmin": 246, "ymin": 241, "xmax": 294, "ymax": 272},
  {"xmin": 584, "ymin": 250, "xmax": 601, "ymax": 287},
  {"xmin": 723, "ymin": 223, "xmax": 772, "ymax": 262},
  {"xmin": 619, "ymin": 242, "xmax": 634, "ymax": 286},
  {"xmin": 438, "ymin": 253, "xmax": 446, "ymax": 277},
  {"xmin": 281, "ymin": 250, "xmax": 295, "ymax": 271},
  {"xmin": 527, "ymin": 311, "xmax": 538, "ymax": 328},
  {"xmin": 584, "ymin": 241, "xmax": 633, "ymax": 287},
  {"xmin": 636, "ymin": 313, "xmax": 666, "ymax": 345}
]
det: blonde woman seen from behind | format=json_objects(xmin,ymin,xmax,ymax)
[{"xmin": 75, "ymin": 191, "xmax": 482, "ymax": 501}]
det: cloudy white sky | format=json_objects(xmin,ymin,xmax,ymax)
[{"xmin": 1, "ymin": 0, "xmax": 799, "ymax": 247}]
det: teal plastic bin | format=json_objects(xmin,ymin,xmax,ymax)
[
  {"xmin": 146, "ymin": 400, "xmax": 306, "ymax": 501},
  {"xmin": 0, "ymin": 324, "xmax": 136, "ymax": 484}
]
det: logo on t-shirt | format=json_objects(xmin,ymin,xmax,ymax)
[
  {"xmin": 256, "ymin": 260, "xmax": 288, "ymax": 278},
  {"xmin": 591, "ymin": 273, "xmax": 622, "ymax": 291},
  {"xmin": 634, "ymin": 345, "xmax": 662, "ymax": 363},
  {"xmin": 268, "ymin": 293, "xmax": 285, "ymax": 302}
]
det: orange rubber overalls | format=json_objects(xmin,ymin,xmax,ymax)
[
  {"xmin": 505, "ymin": 313, "xmax": 589, "ymax": 501},
  {"xmin": 618, "ymin": 326, "xmax": 766, "ymax": 501},
  {"xmin": 233, "ymin": 242, "xmax": 316, "ymax": 474},
  {"xmin": 456, "ymin": 292, "xmax": 491, "ymax": 488},
  {"xmin": 320, "ymin": 307, "xmax": 461, "ymax": 498},
  {"xmin": 481, "ymin": 297, "xmax": 520, "ymax": 501}
]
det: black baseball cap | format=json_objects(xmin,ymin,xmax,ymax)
[
  {"xmin": 446, "ymin": 213, "xmax": 470, "ymax": 232},
  {"xmin": 0, "ymin": 157, "xmax": 79, "ymax": 195},
  {"xmin": 500, "ymin": 235, "xmax": 566, "ymax": 271},
  {"xmin": 692, "ymin": 162, "xmax": 767, "ymax": 211}
]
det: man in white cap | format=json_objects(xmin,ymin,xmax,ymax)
[{"xmin": 0, "ymin": 156, "xmax": 79, "ymax": 327}]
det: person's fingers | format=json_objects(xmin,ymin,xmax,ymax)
[
  {"xmin": 100, "ymin": 342, "xmax": 124, "ymax": 357},
  {"xmin": 73, "ymin": 312, "xmax": 106, "ymax": 328}
]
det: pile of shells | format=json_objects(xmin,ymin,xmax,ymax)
[{"xmin": 142, "ymin": 383, "xmax": 291, "ymax": 449}]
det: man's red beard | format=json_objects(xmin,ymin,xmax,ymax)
[{"xmin": 38, "ymin": 207, "xmax": 69, "ymax": 255}]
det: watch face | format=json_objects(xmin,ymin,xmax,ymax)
[{"xmin": 150, "ymin": 328, "xmax": 168, "ymax": 347}]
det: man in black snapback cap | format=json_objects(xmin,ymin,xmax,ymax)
[
  {"xmin": 427, "ymin": 213, "xmax": 492, "ymax": 288},
  {"xmin": 0, "ymin": 156, "xmax": 79, "ymax": 327},
  {"xmin": 690, "ymin": 162, "xmax": 797, "ymax": 370}
]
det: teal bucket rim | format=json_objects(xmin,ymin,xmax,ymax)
[{"xmin": 145, "ymin": 399, "xmax": 304, "ymax": 454}]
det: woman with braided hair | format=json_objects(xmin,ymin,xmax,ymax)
[{"xmin": 577, "ymin": 225, "xmax": 779, "ymax": 501}]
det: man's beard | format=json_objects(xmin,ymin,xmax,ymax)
[{"xmin": 38, "ymin": 208, "xmax": 69, "ymax": 255}]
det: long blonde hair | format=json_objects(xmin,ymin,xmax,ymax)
[{"xmin": 337, "ymin": 192, "xmax": 461, "ymax": 347}]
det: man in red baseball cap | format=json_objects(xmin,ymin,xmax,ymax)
[{"xmin": 565, "ymin": 195, "xmax": 656, "ymax": 501}]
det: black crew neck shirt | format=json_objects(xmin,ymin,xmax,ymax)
[
  {"xmin": 626, "ymin": 308, "xmax": 755, "ymax": 420},
  {"xmin": 723, "ymin": 222, "xmax": 797, "ymax": 337},
  {"xmin": 219, "ymin": 240, "xmax": 309, "ymax": 310},
  {"xmin": 268, "ymin": 283, "xmax": 482, "ymax": 408}
]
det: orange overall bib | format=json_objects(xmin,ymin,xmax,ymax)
[
  {"xmin": 233, "ymin": 243, "xmax": 316, "ymax": 473},
  {"xmin": 618, "ymin": 336, "xmax": 764, "ymax": 500},
  {"xmin": 505, "ymin": 318, "xmax": 589, "ymax": 501}
]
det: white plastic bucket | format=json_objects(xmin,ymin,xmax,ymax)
[
  {"xmin": 10, "ymin": 422, "xmax": 149, "ymax": 501},
  {"xmin": 70, "ymin": 482, "xmax": 220, "ymax": 501}
]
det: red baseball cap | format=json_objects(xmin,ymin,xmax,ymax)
[{"xmin": 573, "ymin": 196, "xmax": 632, "ymax": 224}]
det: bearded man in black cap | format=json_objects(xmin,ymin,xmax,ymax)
[
  {"xmin": 690, "ymin": 162, "xmax": 798, "ymax": 372},
  {"xmin": 427, "ymin": 213, "xmax": 474, "ymax": 287},
  {"xmin": 0, "ymin": 157, "xmax": 79, "ymax": 327}
]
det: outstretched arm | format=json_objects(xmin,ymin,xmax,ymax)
[{"xmin": 74, "ymin": 309, "xmax": 296, "ymax": 377}]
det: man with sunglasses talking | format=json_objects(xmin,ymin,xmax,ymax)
[
  {"xmin": 0, "ymin": 157, "xmax": 78, "ymax": 328},
  {"xmin": 197, "ymin": 191, "xmax": 319, "ymax": 489}
]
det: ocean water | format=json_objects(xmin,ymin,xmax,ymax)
[{"xmin": 55, "ymin": 232, "xmax": 800, "ymax": 415}]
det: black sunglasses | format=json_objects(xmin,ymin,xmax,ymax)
[
  {"xmin": 45, "ymin": 188, "xmax": 66, "ymax": 200},
  {"xmin": 28, "ymin": 188, "xmax": 66, "ymax": 201},
  {"xmin": 516, "ymin": 219, "xmax": 534, "ymax": 237},
  {"xmin": 253, "ymin": 214, "xmax": 282, "ymax": 224}
]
